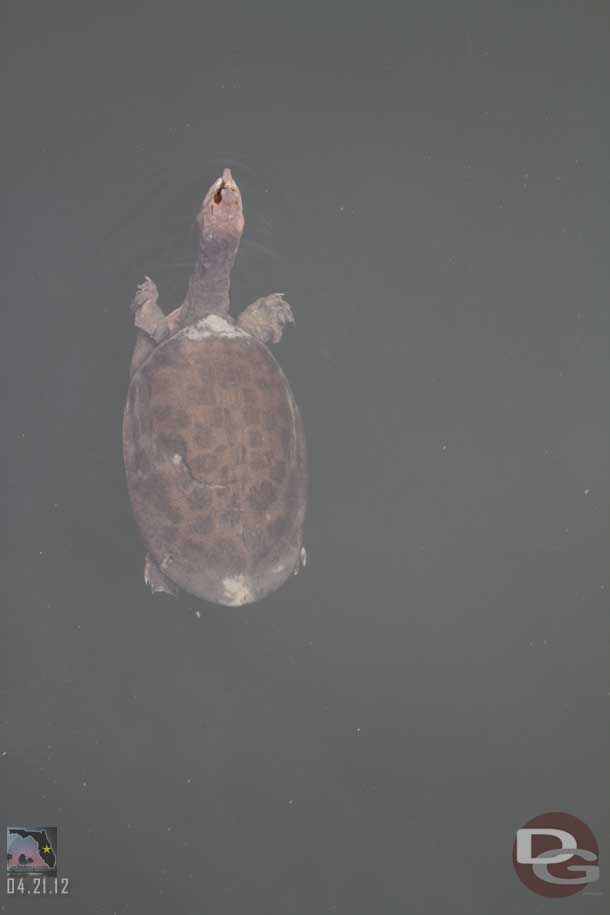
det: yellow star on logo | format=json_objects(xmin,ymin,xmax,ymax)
[{"xmin": 42, "ymin": 845, "xmax": 51, "ymax": 854}]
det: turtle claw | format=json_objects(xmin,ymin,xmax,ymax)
[
  {"xmin": 130, "ymin": 276, "xmax": 170, "ymax": 345},
  {"xmin": 237, "ymin": 293, "xmax": 295, "ymax": 345},
  {"xmin": 144, "ymin": 553, "xmax": 179, "ymax": 597},
  {"xmin": 293, "ymin": 546, "xmax": 307, "ymax": 576},
  {"xmin": 131, "ymin": 276, "xmax": 159, "ymax": 314}
]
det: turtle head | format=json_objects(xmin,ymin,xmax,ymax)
[
  {"xmin": 198, "ymin": 167, "xmax": 244, "ymax": 242},
  {"xmin": 181, "ymin": 169, "xmax": 245, "ymax": 323}
]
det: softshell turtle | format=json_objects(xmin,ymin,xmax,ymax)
[{"xmin": 123, "ymin": 169, "xmax": 307, "ymax": 606}]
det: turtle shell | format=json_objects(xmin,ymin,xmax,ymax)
[{"xmin": 123, "ymin": 314, "xmax": 307, "ymax": 605}]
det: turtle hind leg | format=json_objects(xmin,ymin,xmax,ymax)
[
  {"xmin": 144, "ymin": 553, "xmax": 179, "ymax": 597},
  {"xmin": 236, "ymin": 293, "xmax": 294, "ymax": 344}
]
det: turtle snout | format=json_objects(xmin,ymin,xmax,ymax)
[
  {"xmin": 204, "ymin": 170, "xmax": 243, "ymax": 233},
  {"xmin": 209, "ymin": 168, "xmax": 239, "ymax": 205},
  {"xmin": 221, "ymin": 167, "xmax": 236, "ymax": 189}
]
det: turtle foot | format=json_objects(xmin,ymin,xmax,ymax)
[
  {"xmin": 144, "ymin": 554, "xmax": 179, "ymax": 597},
  {"xmin": 293, "ymin": 546, "xmax": 307, "ymax": 576},
  {"xmin": 131, "ymin": 276, "xmax": 159, "ymax": 314},
  {"xmin": 237, "ymin": 293, "xmax": 294, "ymax": 345},
  {"xmin": 131, "ymin": 276, "xmax": 169, "ymax": 344}
]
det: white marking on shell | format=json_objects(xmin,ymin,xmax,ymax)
[
  {"xmin": 183, "ymin": 314, "xmax": 251, "ymax": 341},
  {"xmin": 222, "ymin": 575, "xmax": 254, "ymax": 606},
  {"xmin": 171, "ymin": 453, "xmax": 182, "ymax": 465}
]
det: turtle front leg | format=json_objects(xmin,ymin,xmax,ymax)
[
  {"xmin": 129, "ymin": 277, "xmax": 171, "ymax": 377},
  {"xmin": 144, "ymin": 553, "xmax": 179, "ymax": 597},
  {"xmin": 236, "ymin": 293, "xmax": 294, "ymax": 345}
]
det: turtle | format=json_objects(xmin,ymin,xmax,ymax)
[{"xmin": 122, "ymin": 168, "xmax": 307, "ymax": 606}]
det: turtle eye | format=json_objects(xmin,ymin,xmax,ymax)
[{"xmin": 213, "ymin": 180, "xmax": 225, "ymax": 205}]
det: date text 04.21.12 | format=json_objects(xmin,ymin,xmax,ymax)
[{"xmin": 7, "ymin": 877, "xmax": 70, "ymax": 894}]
